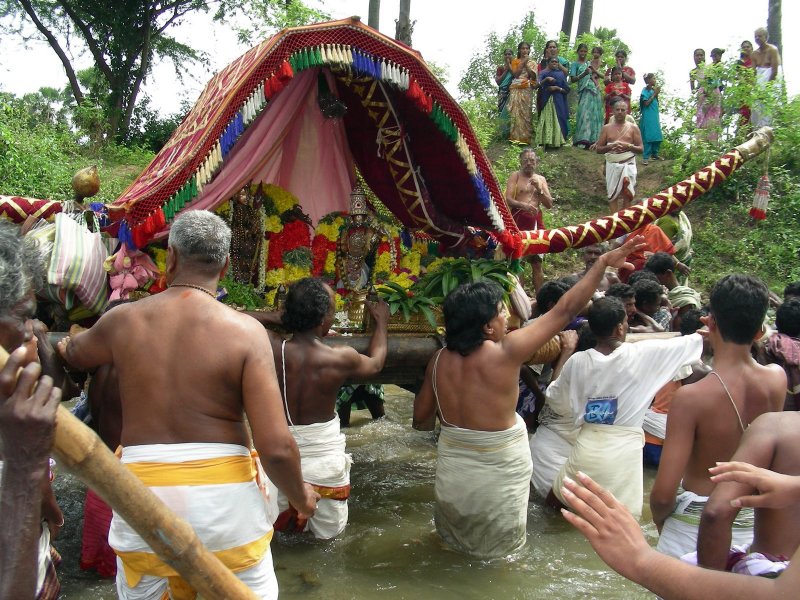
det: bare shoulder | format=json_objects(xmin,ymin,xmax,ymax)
[
  {"xmin": 669, "ymin": 380, "xmax": 705, "ymax": 416},
  {"xmin": 321, "ymin": 342, "xmax": 362, "ymax": 368}
]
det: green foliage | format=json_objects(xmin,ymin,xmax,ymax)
[
  {"xmin": 220, "ymin": 276, "xmax": 267, "ymax": 310},
  {"xmin": 230, "ymin": 0, "xmax": 329, "ymax": 45},
  {"xmin": 126, "ymin": 97, "xmax": 189, "ymax": 152},
  {"xmin": 416, "ymin": 258, "xmax": 516, "ymax": 303},
  {"xmin": 376, "ymin": 281, "xmax": 438, "ymax": 327},
  {"xmin": 0, "ymin": 92, "xmax": 152, "ymax": 202},
  {"xmin": 458, "ymin": 12, "xmax": 546, "ymax": 102}
]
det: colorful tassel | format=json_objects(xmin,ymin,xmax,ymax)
[{"xmin": 749, "ymin": 174, "xmax": 770, "ymax": 220}]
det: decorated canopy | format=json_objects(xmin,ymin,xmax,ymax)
[{"xmin": 110, "ymin": 17, "xmax": 514, "ymax": 249}]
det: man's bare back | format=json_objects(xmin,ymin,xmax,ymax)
[
  {"xmin": 413, "ymin": 236, "xmax": 646, "ymax": 432},
  {"xmin": 698, "ymin": 412, "xmax": 800, "ymax": 569},
  {"xmin": 267, "ymin": 287, "xmax": 388, "ymax": 426},
  {"xmin": 672, "ymin": 362, "xmax": 784, "ymax": 495},
  {"xmin": 64, "ymin": 289, "xmax": 278, "ymax": 447}
]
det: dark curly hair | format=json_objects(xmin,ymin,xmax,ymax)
[
  {"xmin": 588, "ymin": 296, "xmax": 626, "ymax": 337},
  {"xmin": 281, "ymin": 277, "xmax": 333, "ymax": 333},
  {"xmin": 709, "ymin": 274, "xmax": 768, "ymax": 344},
  {"xmin": 776, "ymin": 299, "xmax": 800, "ymax": 338},
  {"xmin": 444, "ymin": 281, "xmax": 504, "ymax": 356}
]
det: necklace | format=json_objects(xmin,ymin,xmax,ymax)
[{"xmin": 170, "ymin": 283, "xmax": 217, "ymax": 299}]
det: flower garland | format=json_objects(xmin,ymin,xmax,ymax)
[{"xmin": 311, "ymin": 213, "xmax": 346, "ymax": 280}]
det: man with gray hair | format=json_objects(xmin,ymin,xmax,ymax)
[
  {"xmin": 59, "ymin": 210, "xmax": 319, "ymax": 599},
  {"xmin": 0, "ymin": 221, "xmax": 62, "ymax": 600}
]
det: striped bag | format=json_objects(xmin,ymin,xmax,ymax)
[{"xmin": 47, "ymin": 212, "xmax": 109, "ymax": 315}]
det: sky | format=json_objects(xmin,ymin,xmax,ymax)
[{"xmin": 0, "ymin": 0, "xmax": 795, "ymax": 116}]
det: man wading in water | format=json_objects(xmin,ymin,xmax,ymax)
[{"xmin": 413, "ymin": 236, "xmax": 645, "ymax": 559}]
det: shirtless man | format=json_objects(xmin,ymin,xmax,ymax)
[
  {"xmin": 752, "ymin": 27, "xmax": 781, "ymax": 82},
  {"xmin": 0, "ymin": 221, "xmax": 61, "ymax": 600},
  {"xmin": 59, "ymin": 211, "xmax": 318, "ymax": 599},
  {"xmin": 751, "ymin": 27, "xmax": 782, "ymax": 127},
  {"xmin": 596, "ymin": 101, "xmax": 643, "ymax": 213},
  {"xmin": 573, "ymin": 243, "xmax": 619, "ymax": 293},
  {"xmin": 504, "ymin": 147, "xmax": 553, "ymax": 292},
  {"xmin": 650, "ymin": 274, "xmax": 785, "ymax": 559},
  {"xmin": 696, "ymin": 412, "xmax": 800, "ymax": 576},
  {"xmin": 412, "ymin": 235, "xmax": 645, "ymax": 559},
  {"xmin": 267, "ymin": 277, "xmax": 388, "ymax": 539}
]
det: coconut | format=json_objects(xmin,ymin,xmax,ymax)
[{"xmin": 72, "ymin": 165, "xmax": 100, "ymax": 201}]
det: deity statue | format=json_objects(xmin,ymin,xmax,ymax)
[
  {"xmin": 338, "ymin": 186, "xmax": 381, "ymax": 291},
  {"xmin": 229, "ymin": 186, "xmax": 264, "ymax": 284}
]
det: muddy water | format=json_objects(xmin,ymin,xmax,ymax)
[{"xmin": 54, "ymin": 386, "xmax": 655, "ymax": 599}]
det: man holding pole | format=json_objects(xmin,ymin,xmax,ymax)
[{"xmin": 59, "ymin": 210, "xmax": 319, "ymax": 599}]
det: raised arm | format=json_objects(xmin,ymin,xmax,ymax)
[
  {"xmin": 350, "ymin": 299, "xmax": 389, "ymax": 378},
  {"xmin": 503, "ymin": 236, "xmax": 645, "ymax": 362}
]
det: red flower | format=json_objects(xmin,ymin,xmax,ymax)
[{"xmin": 406, "ymin": 290, "xmax": 414, "ymax": 298}]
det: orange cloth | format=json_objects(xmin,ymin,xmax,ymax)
[
  {"xmin": 627, "ymin": 223, "xmax": 675, "ymax": 272},
  {"xmin": 644, "ymin": 379, "xmax": 681, "ymax": 445}
]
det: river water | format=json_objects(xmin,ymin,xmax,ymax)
[{"xmin": 53, "ymin": 386, "xmax": 655, "ymax": 599}]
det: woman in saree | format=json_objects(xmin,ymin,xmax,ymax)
[
  {"xmin": 495, "ymin": 48, "xmax": 514, "ymax": 139},
  {"xmin": 537, "ymin": 40, "xmax": 569, "ymax": 115},
  {"xmin": 569, "ymin": 43, "xmax": 604, "ymax": 148},
  {"xmin": 535, "ymin": 56, "xmax": 570, "ymax": 149},
  {"xmin": 690, "ymin": 48, "xmax": 722, "ymax": 142},
  {"xmin": 508, "ymin": 42, "xmax": 537, "ymax": 144}
]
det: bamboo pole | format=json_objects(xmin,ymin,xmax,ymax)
[{"xmin": 0, "ymin": 346, "xmax": 259, "ymax": 600}]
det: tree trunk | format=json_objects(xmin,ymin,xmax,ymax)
[
  {"xmin": 767, "ymin": 0, "xmax": 782, "ymax": 55},
  {"xmin": 561, "ymin": 0, "xmax": 576, "ymax": 41},
  {"xmin": 395, "ymin": 0, "xmax": 412, "ymax": 46},
  {"xmin": 368, "ymin": 0, "xmax": 380, "ymax": 30},
  {"xmin": 576, "ymin": 0, "xmax": 594, "ymax": 37}
]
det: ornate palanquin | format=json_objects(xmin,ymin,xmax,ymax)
[{"xmin": 109, "ymin": 17, "xmax": 511, "ymax": 249}]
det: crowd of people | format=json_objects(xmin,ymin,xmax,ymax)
[
  {"xmin": 0, "ymin": 29, "xmax": 793, "ymax": 600},
  {"xmin": 496, "ymin": 27, "xmax": 783, "ymax": 152}
]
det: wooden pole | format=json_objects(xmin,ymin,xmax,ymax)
[{"xmin": 0, "ymin": 346, "xmax": 259, "ymax": 600}]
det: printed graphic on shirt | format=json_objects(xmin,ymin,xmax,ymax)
[{"xmin": 584, "ymin": 396, "xmax": 618, "ymax": 425}]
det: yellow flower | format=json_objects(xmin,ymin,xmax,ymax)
[
  {"xmin": 150, "ymin": 248, "xmax": 168, "ymax": 272},
  {"xmin": 373, "ymin": 252, "xmax": 392, "ymax": 276},
  {"xmin": 214, "ymin": 201, "xmax": 232, "ymax": 220},
  {"xmin": 262, "ymin": 184, "xmax": 299, "ymax": 215},
  {"xmin": 265, "ymin": 288, "xmax": 278, "ymax": 307},
  {"xmin": 400, "ymin": 252, "xmax": 421, "ymax": 276},
  {"xmin": 388, "ymin": 272, "xmax": 414, "ymax": 289},
  {"xmin": 284, "ymin": 264, "xmax": 311, "ymax": 282},
  {"xmin": 427, "ymin": 257, "xmax": 456, "ymax": 273},
  {"xmin": 411, "ymin": 240, "xmax": 429, "ymax": 256},
  {"xmin": 334, "ymin": 292, "xmax": 345, "ymax": 311},
  {"xmin": 264, "ymin": 269, "xmax": 286, "ymax": 288},
  {"xmin": 264, "ymin": 215, "xmax": 283, "ymax": 233},
  {"xmin": 324, "ymin": 253, "xmax": 336, "ymax": 276},
  {"xmin": 315, "ymin": 220, "xmax": 343, "ymax": 240}
]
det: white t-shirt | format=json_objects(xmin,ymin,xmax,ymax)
[{"xmin": 545, "ymin": 333, "xmax": 703, "ymax": 429}]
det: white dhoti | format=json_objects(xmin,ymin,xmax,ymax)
[
  {"xmin": 605, "ymin": 151, "xmax": 637, "ymax": 204},
  {"xmin": 110, "ymin": 443, "xmax": 278, "ymax": 600},
  {"xmin": 435, "ymin": 414, "xmax": 532, "ymax": 558},
  {"xmin": 529, "ymin": 422, "xmax": 577, "ymax": 499},
  {"xmin": 553, "ymin": 423, "xmax": 645, "ymax": 518},
  {"xmin": 751, "ymin": 67, "xmax": 775, "ymax": 128},
  {"xmin": 275, "ymin": 415, "xmax": 352, "ymax": 540},
  {"xmin": 642, "ymin": 410, "xmax": 668, "ymax": 441},
  {"xmin": 656, "ymin": 489, "xmax": 754, "ymax": 558}
]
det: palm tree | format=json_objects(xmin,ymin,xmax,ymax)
[
  {"xmin": 767, "ymin": 0, "xmax": 782, "ymax": 55},
  {"xmin": 368, "ymin": 0, "xmax": 380, "ymax": 30},
  {"xmin": 561, "ymin": 0, "xmax": 576, "ymax": 41},
  {"xmin": 576, "ymin": 0, "xmax": 594, "ymax": 37}
]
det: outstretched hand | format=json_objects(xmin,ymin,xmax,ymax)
[
  {"xmin": 709, "ymin": 462, "xmax": 800, "ymax": 509},
  {"xmin": 560, "ymin": 472, "xmax": 652, "ymax": 581},
  {"xmin": 601, "ymin": 235, "xmax": 646, "ymax": 269},
  {"xmin": 366, "ymin": 298, "xmax": 390, "ymax": 324}
]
